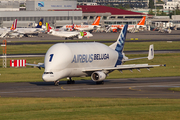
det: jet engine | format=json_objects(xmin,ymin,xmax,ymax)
[{"xmin": 91, "ymin": 71, "xmax": 106, "ymax": 82}]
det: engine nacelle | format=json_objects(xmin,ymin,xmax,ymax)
[{"xmin": 91, "ymin": 71, "xmax": 106, "ymax": 82}]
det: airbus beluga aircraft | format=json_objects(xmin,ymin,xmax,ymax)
[{"xmin": 27, "ymin": 24, "xmax": 164, "ymax": 86}]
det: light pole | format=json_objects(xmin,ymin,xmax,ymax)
[
  {"xmin": 1, "ymin": 40, "xmax": 7, "ymax": 68},
  {"xmin": 155, "ymin": 0, "xmax": 156, "ymax": 16}
]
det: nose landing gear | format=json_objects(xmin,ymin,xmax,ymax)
[{"xmin": 54, "ymin": 80, "xmax": 59, "ymax": 86}]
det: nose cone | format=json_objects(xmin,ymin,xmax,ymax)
[
  {"xmin": 89, "ymin": 33, "xmax": 93, "ymax": 37},
  {"xmin": 42, "ymin": 73, "xmax": 55, "ymax": 82},
  {"xmin": 42, "ymin": 74, "xmax": 49, "ymax": 82}
]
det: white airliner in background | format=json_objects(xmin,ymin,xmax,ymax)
[
  {"xmin": 62, "ymin": 16, "xmax": 101, "ymax": 32},
  {"xmin": 0, "ymin": 19, "xmax": 17, "ymax": 38},
  {"xmin": 0, "ymin": 18, "xmax": 44, "ymax": 38},
  {"xmin": 15, "ymin": 18, "xmax": 44, "ymax": 37},
  {"xmin": 106, "ymin": 16, "xmax": 146, "ymax": 32},
  {"xmin": 27, "ymin": 24, "xmax": 165, "ymax": 86},
  {"xmin": 46, "ymin": 23, "xmax": 93, "ymax": 40}
]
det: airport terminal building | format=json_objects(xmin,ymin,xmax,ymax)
[
  {"xmin": 0, "ymin": 0, "xmax": 148, "ymax": 28},
  {"xmin": 0, "ymin": 0, "xmax": 82, "ymax": 28}
]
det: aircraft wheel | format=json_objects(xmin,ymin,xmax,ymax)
[
  {"xmin": 54, "ymin": 80, "xmax": 59, "ymax": 86},
  {"xmin": 67, "ymin": 80, "xmax": 75, "ymax": 84},
  {"xmin": 96, "ymin": 81, "xmax": 104, "ymax": 85}
]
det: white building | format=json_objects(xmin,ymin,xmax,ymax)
[
  {"xmin": 163, "ymin": 1, "xmax": 180, "ymax": 10},
  {"xmin": 0, "ymin": 0, "xmax": 19, "ymax": 11}
]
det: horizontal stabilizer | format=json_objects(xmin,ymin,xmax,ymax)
[{"xmin": 123, "ymin": 44, "xmax": 154, "ymax": 62}]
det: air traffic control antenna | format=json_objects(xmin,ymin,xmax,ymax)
[{"xmin": 1, "ymin": 40, "xmax": 7, "ymax": 68}]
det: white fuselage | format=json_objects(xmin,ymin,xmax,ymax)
[
  {"xmin": 49, "ymin": 30, "xmax": 93, "ymax": 39},
  {"xmin": 16, "ymin": 28, "xmax": 43, "ymax": 34},
  {"xmin": 109, "ymin": 24, "xmax": 146, "ymax": 31},
  {"xmin": 42, "ymin": 43, "xmax": 118, "ymax": 82},
  {"xmin": 49, "ymin": 30, "xmax": 80, "ymax": 38},
  {"xmin": 63, "ymin": 25, "xmax": 100, "ymax": 31}
]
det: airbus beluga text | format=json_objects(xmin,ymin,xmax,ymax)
[{"xmin": 27, "ymin": 24, "xmax": 165, "ymax": 86}]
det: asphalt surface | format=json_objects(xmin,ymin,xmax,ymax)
[
  {"xmin": 0, "ymin": 77, "xmax": 180, "ymax": 98},
  {"xmin": 0, "ymin": 30, "xmax": 180, "ymax": 43}
]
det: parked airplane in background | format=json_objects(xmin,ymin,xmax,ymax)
[
  {"xmin": 0, "ymin": 18, "xmax": 44, "ymax": 38},
  {"xmin": 46, "ymin": 23, "xmax": 93, "ymax": 40},
  {"xmin": 15, "ymin": 18, "xmax": 44, "ymax": 37},
  {"xmin": 62, "ymin": 16, "xmax": 101, "ymax": 32},
  {"xmin": 0, "ymin": 19, "xmax": 20, "ymax": 38},
  {"xmin": 106, "ymin": 16, "xmax": 146, "ymax": 32},
  {"xmin": 27, "ymin": 24, "xmax": 164, "ymax": 86}
]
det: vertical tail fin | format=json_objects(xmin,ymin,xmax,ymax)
[
  {"xmin": 114, "ymin": 24, "xmax": 128, "ymax": 66},
  {"xmin": 10, "ymin": 19, "xmax": 17, "ymax": 30},
  {"xmin": 115, "ymin": 24, "xmax": 128, "ymax": 53},
  {"xmin": 92, "ymin": 16, "xmax": 101, "ymax": 25},
  {"xmin": 36, "ymin": 18, "xmax": 43, "ymax": 28},
  {"xmin": 137, "ymin": 16, "xmax": 146, "ymax": 26},
  {"xmin": 148, "ymin": 44, "xmax": 154, "ymax": 60},
  {"xmin": 46, "ymin": 22, "xmax": 52, "ymax": 32},
  {"xmin": 72, "ymin": 23, "xmax": 74, "ymax": 30}
]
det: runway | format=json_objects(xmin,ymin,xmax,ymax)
[{"xmin": 0, "ymin": 76, "xmax": 180, "ymax": 98}]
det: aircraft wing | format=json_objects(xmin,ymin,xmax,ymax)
[
  {"xmin": 82, "ymin": 64, "xmax": 165, "ymax": 72},
  {"xmin": 0, "ymin": 30, "xmax": 10, "ymax": 38}
]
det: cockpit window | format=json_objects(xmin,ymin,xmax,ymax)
[{"xmin": 44, "ymin": 72, "xmax": 53, "ymax": 74}]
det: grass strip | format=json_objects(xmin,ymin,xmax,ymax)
[
  {"xmin": 168, "ymin": 88, "xmax": 180, "ymax": 91},
  {"xmin": 1, "ymin": 41, "xmax": 180, "ymax": 55},
  {"xmin": 0, "ymin": 98, "xmax": 180, "ymax": 120}
]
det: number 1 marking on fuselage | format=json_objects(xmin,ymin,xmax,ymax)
[{"xmin": 49, "ymin": 54, "xmax": 54, "ymax": 62}]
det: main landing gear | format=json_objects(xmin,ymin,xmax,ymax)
[
  {"xmin": 54, "ymin": 80, "xmax": 59, "ymax": 86},
  {"xmin": 67, "ymin": 77, "xmax": 75, "ymax": 84},
  {"xmin": 96, "ymin": 81, "xmax": 104, "ymax": 85}
]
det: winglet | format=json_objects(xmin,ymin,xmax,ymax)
[
  {"xmin": 148, "ymin": 44, "xmax": 154, "ymax": 60},
  {"xmin": 92, "ymin": 16, "xmax": 101, "ymax": 25},
  {"xmin": 137, "ymin": 16, "xmax": 146, "ymax": 26}
]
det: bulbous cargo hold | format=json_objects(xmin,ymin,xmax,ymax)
[{"xmin": 43, "ymin": 42, "xmax": 118, "ymax": 82}]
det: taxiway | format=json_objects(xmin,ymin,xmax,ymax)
[{"xmin": 0, "ymin": 77, "xmax": 180, "ymax": 98}]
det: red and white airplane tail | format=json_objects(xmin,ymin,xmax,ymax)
[
  {"xmin": 46, "ymin": 22, "xmax": 52, "ymax": 32},
  {"xmin": 10, "ymin": 19, "xmax": 17, "ymax": 30},
  {"xmin": 92, "ymin": 16, "xmax": 101, "ymax": 26},
  {"xmin": 137, "ymin": 16, "xmax": 146, "ymax": 26}
]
